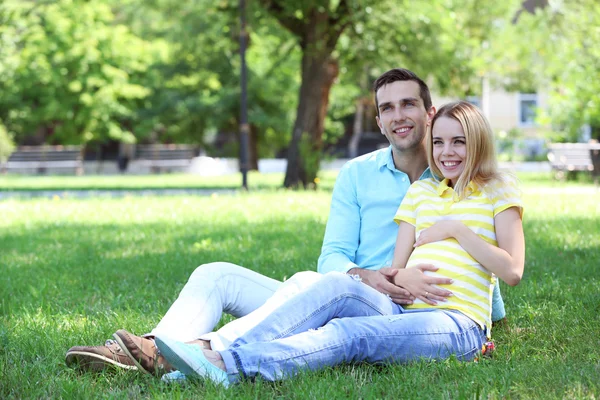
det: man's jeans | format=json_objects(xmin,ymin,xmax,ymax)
[
  {"xmin": 219, "ymin": 272, "xmax": 487, "ymax": 383},
  {"xmin": 149, "ymin": 262, "xmax": 321, "ymax": 349}
]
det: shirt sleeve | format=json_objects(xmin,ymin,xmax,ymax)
[
  {"xmin": 393, "ymin": 183, "xmax": 418, "ymax": 227},
  {"xmin": 491, "ymin": 174, "xmax": 524, "ymax": 218},
  {"xmin": 317, "ymin": 164, "xmax": 361, "ymax": 274}
]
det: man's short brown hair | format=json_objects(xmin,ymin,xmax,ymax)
[{"xmin": 373, "ymin": 68, "xmax": 432, "ymax": 114}]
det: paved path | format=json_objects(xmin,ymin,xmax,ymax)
[{"xmin": 0, "ymin": 188, "xmax": 237, "ymax": 200}]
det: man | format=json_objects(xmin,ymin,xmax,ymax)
[{"xmin": 66, "ymin": 68, "xmax": 505, "ymax": 375}]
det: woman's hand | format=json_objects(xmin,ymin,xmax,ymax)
[
  {"xmin": 414, "ymin": 220, "xmax": 463, "ymax": 247},
  {"xmin": 392, "ymin": 264, "xmax": 453, "ymax": 306}
]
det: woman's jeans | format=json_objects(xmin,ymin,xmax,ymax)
[
  {"xmin": 219, "ymin": 272, "xmax": 487, "ymax": 383},
  {"xmin": 149, "ymin": 262, "xmax": 322, "ymax": 350}
]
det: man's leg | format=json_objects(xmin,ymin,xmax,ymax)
[
  {"xmin": 202, "ymin": 270, "xmax": 323, "ymax": 350},
  {"xmin": 148, "ymin": 262, "xmax": 282, "ymax": 342},
  {"xmin": 66, "ymin": 262, "xmax": 281, "ymax": 372},
  {"xmin": 155, "ymin": 272, "xmax": 406, "ymax": 381},
  {"xmin": 220, "ymin": 310, "xmax": 485, "ymax": 383},
  {"xmin": 117, "ymin": 270, "xmax": 324, "ymax": 375}
]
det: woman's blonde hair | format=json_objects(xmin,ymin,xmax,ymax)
[{"xmin": 427, "ymin": 101, "xmax": 500, "ymax": 198}]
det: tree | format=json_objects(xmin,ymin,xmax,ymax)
[
  {"xmin": 261, "ymin": 0, "xmax": 520, "ymax": 187},
  {"xmin": 258, "ymin": 1, "xmax": 350, "ymax": 187},
  {"xmin": 0, "ymin": 1, "xmax": 159, "ymax": 146},
  {"xmin": 492, "ymin": 0, "xmax": 600, "ymax": 141},
  {"xmin": 112, "ymin": 0, "xmax": 300, "ymax": 166}
]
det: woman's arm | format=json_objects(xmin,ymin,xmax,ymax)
[
  {"xmin": 391, "ymin": 221, "xmax": 453, "ymax": 305},
  {"xmin": 391, "ymin": 221, "xmax": 416, "ymax": 269},
  {"xmin": 414, "ymin": 206, "xmax": 525, "ymax": 286}
]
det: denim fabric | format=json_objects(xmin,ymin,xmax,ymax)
[
  {"xmin": 149, "ymin": 262, "xmax": 282, "ymax": 343},
  {"xmin": 219, "ymin": 272, "xmax": 486, "ymax": 383}
]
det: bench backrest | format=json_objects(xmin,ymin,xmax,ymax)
[
  {"xmin": 136, "ymin": 144, "xmax": 196, "ymax": 160},
  {"xmin": 8, "ymin": 145, "xmax": 83, "ymax": 162},
  {"xmin": 547, "ymin": 143, "xmax": 597, "ymax": 171}
]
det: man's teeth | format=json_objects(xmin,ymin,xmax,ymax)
[{"xmin": 394, "ymin": 127, "xmax": 410, "ymax": 133}]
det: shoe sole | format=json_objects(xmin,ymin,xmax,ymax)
[
  {"xmin": 112, "ymin": 332, "xmax": 152, "ymax": 375},
  {"xmin": 154, "ymin": 335, "xmax": 229, "ymax": 387},
  {"xmin": 65, "ymin": 350, "xmax": 138, "ymax": 371}
]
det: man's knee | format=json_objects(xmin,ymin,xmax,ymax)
[
  {"xmin": 189, "ymin": 262, "xmax": 243, "ymax": 281},
  {"xmin": 284, "ymin": 271, "xmax": 321, "ymax": 286},
  {"xmin": 319, "ymin": 271, "xmax": 358, "ymax": 291}
]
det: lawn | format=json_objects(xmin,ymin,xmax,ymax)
[
  {"xmin": 0, "ymin": 171, "xmax": 339, "ymax": 192},
  {"xmin": 0, "ymin": 174, "xmax": 599, "ymax": 399}
]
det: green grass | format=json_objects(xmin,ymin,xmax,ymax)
[
  {"xmin": 0, "ymin": 171, "xmax": 339, "ymax": 191},
  {"xmin": 1, "ymin": 178, "xmax": 599, "ymax": 398},
  {"xmin": 0, "ymin": 170, "xmax": 594, "ymax": 193}
]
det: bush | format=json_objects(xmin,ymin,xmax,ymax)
[{"xmin": 0, "ymin": 122, "xmax": 16, "ymax": 163}]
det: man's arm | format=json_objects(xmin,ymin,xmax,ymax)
[
  {"xmin": 317, "ymin": 166, "xmax": 414, "ymax": 303},
  {"xmin": 317, "ymin": 166, "xmax": 360, "ymax": 274}
]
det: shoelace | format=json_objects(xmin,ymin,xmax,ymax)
[{"xmin": 104, "ymin": 339, "xmax": 124, "ymax": 353}]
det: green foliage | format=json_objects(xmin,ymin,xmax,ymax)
[
  {"xmin": 336, "ymin": 0, "xmax": 522, "ymax": 99},
  {"xmin": 112, "ymin": 0, "xmax": 300, "ymax": 155},
  {"xmin": 496, "ymin": 0, "xmax": 600, "ymax": 141},
  {"xmin": 1, "ymin": 0, "xmax": 579, "ymax": 170},
  {"xmin": 0, "ymin": 179, "xmax": 599, "ymax": 398},
  {"xmin": 0, "ymin": 121, "xmax": 15, "ymax": 163},
  {"xmin": 0, "ymin": 0, "xmax": 160, "ymax": 145}
]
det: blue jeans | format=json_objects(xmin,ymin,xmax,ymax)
[{"xmin": 219, "ymin": 272, "xmax": 486, "ymax": 382}]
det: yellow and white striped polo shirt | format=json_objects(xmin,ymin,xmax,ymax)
[{"xmin": 393, "ymin": 175, "xmax": 523, "ymax": 333}]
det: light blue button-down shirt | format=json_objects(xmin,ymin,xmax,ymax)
[
  {"xmin": 318, "ymin": 146, "xmax": 430, "ymax": 273},
  {"xmin": 317, "ymin": 146, "xmax": 505, "ymax": 321}
]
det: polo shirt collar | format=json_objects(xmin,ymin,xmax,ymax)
[{"xmin": 436, "ymin": 178, "xmax": 479, "ymax": 197}]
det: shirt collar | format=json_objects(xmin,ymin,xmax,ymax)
[
  {"xmin": 377, "ymin": 146, "xmax": 395, "ymax": 171},
  {"xmin": 377, "ymin": 146, "xmax": 432, "ymax": 179},
  {"xmin": 436, "ymin": 178, "xmax": 479, "ymax": 197}
]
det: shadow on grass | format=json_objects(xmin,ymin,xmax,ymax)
[{"xmin": 0, "ymin": 215, "xmax": 325, "ymax": 317}]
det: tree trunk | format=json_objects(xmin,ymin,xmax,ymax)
[{"xmin": 283, "ymin": 12, "xmax": 340, "ymax": 188}]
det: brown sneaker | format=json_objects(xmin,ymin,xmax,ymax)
[
  {"xmin": 112, "ymin": 329, "xmax": 174, "ymax": 376},
  {"xmin": 65, "ymin": 339, "xmax": 138, "ymax": 372}
]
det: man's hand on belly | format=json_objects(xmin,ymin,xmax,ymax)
[{"xmin": 347, "ymin": 267, "xmax": 415, "ymax": 304}]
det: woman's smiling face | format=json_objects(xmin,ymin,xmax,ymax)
[{"xmin": 431, "ymin": 116, "xmax": 467, "ymax": 187}]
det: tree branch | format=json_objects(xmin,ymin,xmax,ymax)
[
  {"xmin": 327, "ymin": 0, "xmax": 358, "ymax": 49},
  {"xmin": 259, "ymin": 0, "xmax": 305, "ymax": 37}
]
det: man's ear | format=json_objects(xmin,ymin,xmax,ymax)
[
  {"xmin": 376, "ymin": 115, "xmax": 383, "ymax": 134},
  {"xmin": 426, "ymin": 106, "xmax": 436, "ymax": 126}
]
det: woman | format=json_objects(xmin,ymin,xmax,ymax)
[{"xmin": 155, "ymin": 101, "xmax": 525, "ymax": 387}]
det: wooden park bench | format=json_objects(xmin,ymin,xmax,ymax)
[
  {"xmin": 135, "ymin": 144, "xmax": 197, "ymax": 172},
  {"xmin": 547, "ymin": 142, "xmax": 600, "ymax": 180},
  {"xmin": 1, "ymin": 145, "xmax": 83, "ymax": 175}
]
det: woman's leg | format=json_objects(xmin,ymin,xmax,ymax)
[
  {"xmin": 220, "ymin": 310, "xmax": 485, "ymax": 383},
  {"xmin": 155, "ymin": 271, "xmax": 403, "ymax": 382},
  {"xmin": 149, "ymin": 262, "xmax": 282, "ymax": 342},
  {"xmin": 227, "ymin": 272, "xmax": 400, "ymax": 348},
  {"xmin": 203, "ymin": 271, "xmax": 323, "ymax": 350}
]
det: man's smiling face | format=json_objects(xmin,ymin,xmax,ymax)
[{"xmin": 376, "ymin": 80, "xmax": 434, "ymax": 154}]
